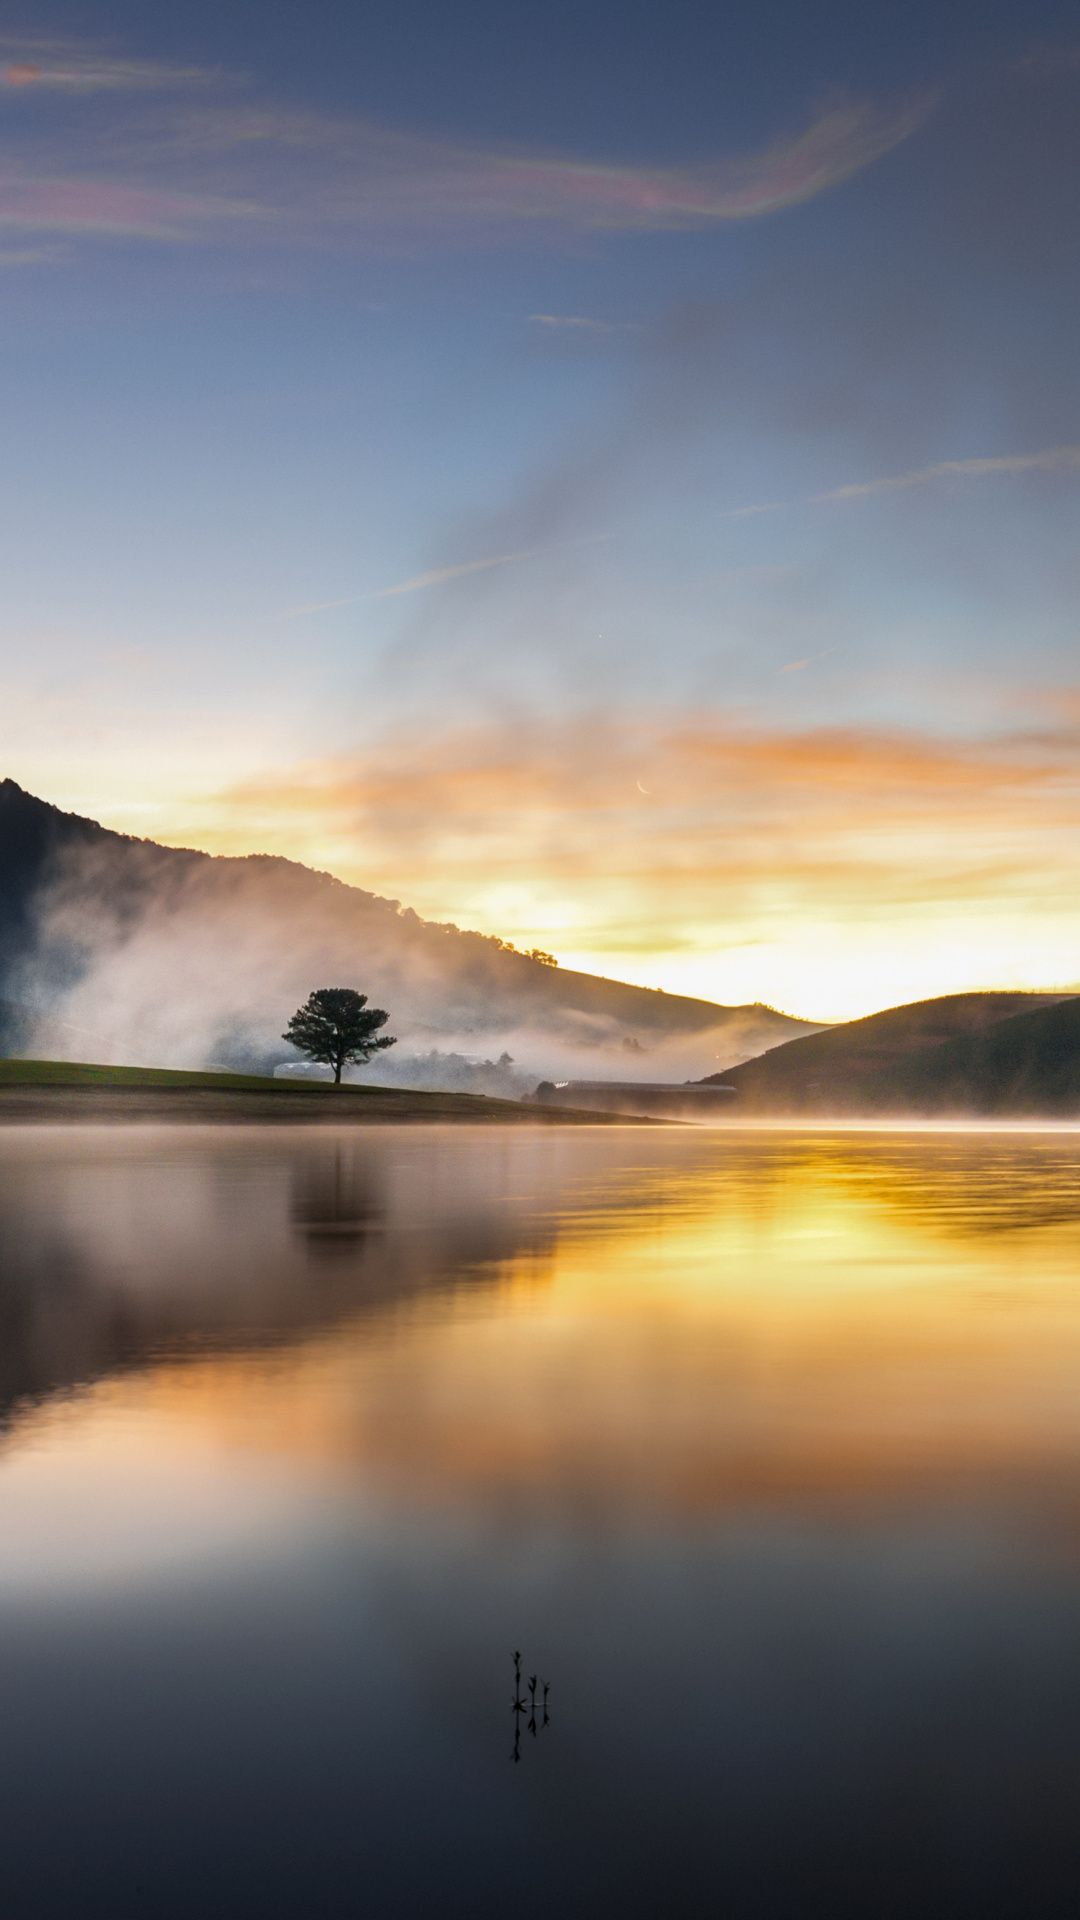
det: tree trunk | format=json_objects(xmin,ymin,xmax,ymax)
[{"xmin": 333, "ymin": 1058, "xmax": 342, "ymax": 1085}]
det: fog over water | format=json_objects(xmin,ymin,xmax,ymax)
[{"xmin": 3, "ymin": 1123, "xmax": 1080, "ymax": 1916}]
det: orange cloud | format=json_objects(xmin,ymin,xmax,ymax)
[
  {"xmin": 141, "ymin": 704, "xmax": 1080, "ymax": 1020},
  {"xmin": 215, "ymin": 711, "xmax": 1079, "ymax": 831}
]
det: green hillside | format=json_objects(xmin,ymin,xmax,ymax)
[
  {"xmin": 708, "ymin": 991, "xmax": 1078, "ymax": 1115},
  {"xmin": 878, "ymin": 996, "xmax": 1080, "ymax": 1115}
]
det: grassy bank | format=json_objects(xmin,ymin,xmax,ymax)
[
  {"xmin": 0, "ymin": 1057, "xmax": 658, "ymax": 1125},
  {"xmin": 0, "ymin": 1058, "xmax": 330, "ymax": 1091}
]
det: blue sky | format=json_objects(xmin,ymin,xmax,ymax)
[{"xmin": 3, "ymin": 0, "xmax": 1080, "ymax": 1016}]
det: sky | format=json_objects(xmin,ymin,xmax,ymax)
[{"xmin": 2, "ymin": 0, "xmax": 1079, "ymax": 1021}]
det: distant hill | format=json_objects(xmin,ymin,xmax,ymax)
[
  {"xmin": 872, "ymin": 996, "xmax": 1080, "ymax": 1115},
  {"xmin": 704, "ymin": 991, "xmax": 1079, "ymax": 1115},
  {"xmin": 0, "ymin": 779, "xmax": 818, "ymax": 1082}
]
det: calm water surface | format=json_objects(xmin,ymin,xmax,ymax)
[{"xmin": 3, "ymin": 1123, "xmax": 1080, "ymax": 1917}]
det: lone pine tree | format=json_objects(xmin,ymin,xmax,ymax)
[{"xmin": 283, "ymin": 987, "xmax": 396, "ymax": 1085}]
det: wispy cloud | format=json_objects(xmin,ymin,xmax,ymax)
[
  {"xmin": 0, "ymin": 241, "xmax": 65, "ymax": 267},
  {"xmin": 726, "ymin": 444, "xmax": 1080, "ymax": 521},
  {"xmin": 812, "ymin": 444, "xmax": 1080, "ymax": 503},
  {"xmin": 280, "ymin": 548, "xmax": 535, "ymax": 619},
  {"xmin": 213, "ymin": 706, "xmax": 1080, "ymax": 863},
  {"xmin": 781, "ymin": 646, "xmax": 839, "ymax": 674},
  {"xmin": 0, "ymin": 176, "xmax": 257, "ymax": 241},
  {"xmin": 1, "ymin": 37, "xmax": 213, "ymax": 94},
  {"xmin": 725, "ymin": 500, "xmax": 787, "ymax": 520},
  {"xmin": 0, "ymin": 36, "xmax": 934, "ymax": 252},
  {"xmin": 530, "ymin": 313, "xmax": 616, "ymax": 332},
  {"xmin": 372, "ymin": 550, "xmax": 536, "ymax": 599}
]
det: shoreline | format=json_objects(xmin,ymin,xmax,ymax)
[{"xmin": 0, "ymin": 1079, "xmax": 662, "ymax": 1127}]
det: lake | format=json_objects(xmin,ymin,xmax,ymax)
[{"xmin": 2, "ymin": 1122, "xmax": 1080, "ymax": 1917}]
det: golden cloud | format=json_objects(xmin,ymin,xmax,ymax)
[{"xmin": 177, "ymin": 707, "xmax": 1080, "ymax": 1012}]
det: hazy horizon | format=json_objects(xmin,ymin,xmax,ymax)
[{"xmin": 7, "ymin": 774, "xmax": 1080, "ymax": 1033}]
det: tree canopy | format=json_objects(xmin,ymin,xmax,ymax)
[{"xmin": 283, "ymin": 987, "xmax": 396, "ymax": 1085}]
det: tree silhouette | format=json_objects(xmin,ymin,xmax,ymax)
[{"xmin": 283, "ymin": 987, "xmax": 396, "ymax": 1085}]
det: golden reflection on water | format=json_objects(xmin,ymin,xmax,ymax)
[{"xmin": 3, "ymin": 1126, "xmax": 1080, "ymax": 1571}]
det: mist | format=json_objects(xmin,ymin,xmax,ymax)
[{"xmin": 12, "ymin": 818, "xmax": 804, "ymax": 1090}]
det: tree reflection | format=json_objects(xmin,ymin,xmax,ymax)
[{"xmin": 289, "ymin": 1148, "xmax": 382, "ymax": 1259}]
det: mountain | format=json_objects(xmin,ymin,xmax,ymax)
[
  {"xmin": 704, "ymin": 991, "xmax": 1079, "ymax": 1115},
  {"xmin": 0, "ymin": 780, "xmax": 818, "ymax": 1082}
]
